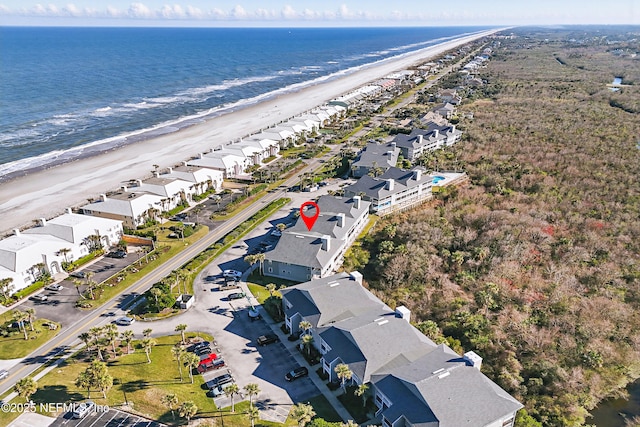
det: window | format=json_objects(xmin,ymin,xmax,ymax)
[{"xmin": 502, "ymin": 417, "xmax": 515, "ymax": 427}]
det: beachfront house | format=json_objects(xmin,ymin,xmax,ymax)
[
  {"xmin": 241, "ymin": 137, "xmax": 281, "ymax": 159},
  {"xmin": 329, "ymin": 85, "xmax": 382, "ymax": 108},
  {"xmin": 264, "ymin": 195, "xmax": 370, "ymax": 283},
  {"xmin": 280, "ymin": 272, "xmax": 523, "ymax": 427},
  {"xmin": 187, "ymin": 151, "xmax": 249, "ymax": 179},
  {"xmin": 254, "ymin": 128, "xmax": 296, "ymax": 149},
  {"xmin": 350, "ymin": 141, "xmax": 400, "ymax": 178},
  {"xmin": 80, "ymin": 190, "xmax": 164, "ymax": 229},
  {"xmin": 163, "ymin": 164, "xmax": 224, "ymax": 194},
  {"xmin": 0, "ymin": 210, "xmax": 123, "ymax": 292},
  {"xmin": 134, "ymin": 175, "xmax": 196, "ymax": 207},
  {"xmin": 344, "ymin": 167, "xmax": 434, "ymax": 215},
  {"xmin": 433, "ymin": 102, "xmax": 456, "ymax": 119}
]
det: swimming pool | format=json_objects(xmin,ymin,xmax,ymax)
[{"xmin": 432, "ymin": 176, "xmax": 445, "ymax": 184}]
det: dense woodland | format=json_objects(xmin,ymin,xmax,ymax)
[{"xmin": 347, "ymin": 28, "xmax": 640, "ymax": 426}]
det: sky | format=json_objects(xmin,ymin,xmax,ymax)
[{"xmin": 0, "ymin": 0, "xmax": 638, "ymax": 27}]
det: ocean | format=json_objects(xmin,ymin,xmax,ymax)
[{"xmin": 0, "ymin": 26, "xmax": 487, "ymax": 179}]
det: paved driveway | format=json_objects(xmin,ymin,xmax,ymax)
[{"xmin": 19, "ymin": 253, "xmax": 143, "ymax": 327}]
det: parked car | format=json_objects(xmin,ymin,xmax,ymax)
[
  {"xmin": 257, "ymin": 333, "xmax": 279, "ymax": 346},
  {"xmin": 206, "ymin": 373, "xmax": 233, "ymax": 391},
  {"xmin": 285, "ymin": 366, "xmax": 309, "ymax": 381},
  {"xmin": 248, "ymin": 307, "xmax": 261, "ymax": 321},
  {"xmin": 271, "ymin": 229, "xmax": 282, "ymax": 237},
  {"xmin": 72, "ymin": 401, "xmax": 95, "ymax": 419},
  {"xmin": 30, "ymin": 294, "xmax": 48, "ymax": 302},
  {"xmin": 115, "ymin": 316, "xmax": 135, "ymax": 326},
  {"xmin": 196, "ymin": 346, "xmax": 213, "ymax": 356},
  {"xmin": 228, "ymin": 292, "xmax": 246, "ymax": 300},
  {"xmin": 106, "ymin": 250, "xmax": 127, "ymax": 258},
  {"xmin": 189, "ymin": 341, "xmax": 211, "ymax": 352},
  {"xmin": 168, "ymin": 233, "xmax": 179, "ymax": 239},
  {"xmin": 45, "ymin": 284, "xmax": 63, "ymax": 291},
  {"xmin": 197, "ymin": 358, "xmax": 225, "ymax": 374},
  {"xmin": 0, "ymin": 369, "xmax": 9, "ymax": 380},
  {"xmin": 198, "ymin": 352, "xmax": 218, "ymax": 363},
  {"xmin": 222, "ymin": 270, "xmax": 242, "ymax": 279},
  {"xmin": 210, "ymin": 381, "xmax": 236, "ymax": 397},
  {"xmin": 219, "ymin": 282, "xmax": 240, "ymax": 291},
  {"xmin": 69, "ymin": 271, "xmax": 87, "ymax": 278}
]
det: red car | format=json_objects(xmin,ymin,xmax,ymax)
[
  {"xmin": 198, "ymin": 353, "xmax": 219, "ymax": 366},
  {"xmin": 197, "ymin": 358, "xmax": 225, "ymax": 374}
]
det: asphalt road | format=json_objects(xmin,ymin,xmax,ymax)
[{"xmin": 0, "ymin": 145, "xmax": 339, "ymax": 397}]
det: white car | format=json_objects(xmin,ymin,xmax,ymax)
[
  {"xmin": 0, "ymin": 369, "xmax": 9, "ymax": 380},
  {"xmin": 45, "ymin": 284, "xmax": 64, "ymax": 291},
  {"xmin": 72, "ymin": 401, "xmax": 95, "ymax": 419},
  {"xmin": 115, "ymin": 316, "xmax": 135, "ymax": 326},
  {"xmin": 222, "ymin": 270, "xmax": 242, "ymax": 279}
]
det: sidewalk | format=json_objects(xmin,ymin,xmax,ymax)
[{"xmin": 243, "ymin": 272, "xmax": 353, "ymax": 423}]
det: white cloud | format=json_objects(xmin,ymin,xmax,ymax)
[
  {"xmin": 127, "ymin": 2, "xmax": 153, "ymax": 19},
  {"xmin": 230, "ymin": 4, "xmax": 247, "ymax": 19},
  {"xmin": 281, "ymin": 5, "xmax": 297, "ymax": 19}
]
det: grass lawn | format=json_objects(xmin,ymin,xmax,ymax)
[
  {"xmin": 28, "ymin": 333, "xmax": 215, "ymax": 425},
  {"xmin": 307, "ymin": 394, "xmax": 343, "ymax": 422},
  {"xmin": 80, "ymin": 225, "xmax": 208, "ymax": 308},
  {"xmin": 336, "ymin": 386, "xmax": 373, "ymax": 424},
  {"xmin": 0, "ymin": 317, "xmax": 61, "ymax": 359},
  {"xmin": 213, "ymin": 400, "xmax": 297, "ymax": 427},
  {"xmin": 246, "ymin": 283, "xmax": 281, "ymax": 305},
  {"xmin": 247, "ymin": 272, "xmax": 297, "ymax": 290}
]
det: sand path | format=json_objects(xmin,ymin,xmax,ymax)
[{"xmin": 0, "ymin": 30, "xmax": 497, "ymax": 235}]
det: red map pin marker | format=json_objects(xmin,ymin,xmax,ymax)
[{"xmin": 300, "ymin": 201, "xmax": 320, "ymax": 231}]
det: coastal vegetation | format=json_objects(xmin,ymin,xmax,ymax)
[{"xmin": 350, "ymin": 28, "xmax": 640, "ymax": 426}]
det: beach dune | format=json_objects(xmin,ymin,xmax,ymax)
[{"xmin": 0, "ymin": 30, "xmax": 498, "ymax": 235}]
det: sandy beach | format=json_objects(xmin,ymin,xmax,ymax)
[{"xmin": 0, "ymin": 29, "xmax": 497, "ymax": 236}]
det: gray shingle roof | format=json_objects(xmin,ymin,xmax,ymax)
[
  {"xmin": 343, "ymin": 167, "xmax": 432, "ymax": 200},
  {"xmin": 265, "ymin": 196, "xmax": 369, "ymax": 271},
  {"xmin": 351, "ymin": 141, "xmax": 400, "ymax": 170}
]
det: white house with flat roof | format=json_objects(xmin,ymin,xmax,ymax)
[
  {"xmin": 164, "ymin": 164, "xmax": 224, "ymax": 194},
  {"xmin": 135, "ymin": 175, "xmax": 196, "ymax": 206},
  {"xmin": 0, "ymin": 211, "xmax": 123, "ymax": 292},
  {"xmin": 81, "ymin": 190, "xmax": 164, "ymax": 229},
  {"xmin": 187, "ymin": 151, "xmax": 249, "ymax": 178}
]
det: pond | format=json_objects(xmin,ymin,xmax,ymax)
[{"xmin": 588, "ymin": 379, "xmax": 640, "ymax": 426}]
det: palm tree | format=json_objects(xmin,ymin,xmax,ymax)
[
  {"xmin": 291, "ymin": 403, "xmax": 315, "ymax": 427},
  {"xmin": 12, "ymin": 309, "xmax": 29, "ymax": 340},
  {"xmin": 105, "ymin": 324, "xmax": 119, "ymax": 354},
  {"xmin": 79, "ymin": 332, "xmax": 91, "ymax": 352},
  {"xmin": 178, "ymin": 401, "xmax": 198, "ymax": 425},
  {"xmin": 75, "ymin": 371, "xmax": 92, "ymax": 398},
  {"xmin": 244, "ymin": 383, "xmax": 260, "ymax": 408},
  {"xmin": 141, "ymin": 338, "xmax": 156, "ymax": 364},
  {"xmin": 254, "ymin": 253, "xmax": 266, "ymax": 275},
  {"xmin": 341, "ymin": 421, "xmax": 358, "ymax": 427},
  {"xmin": 302, "ymin": 334, "xmax": 314, "ymax": 356},
  {"xmin": 97, "ymin": 373, "xmax": 113, "ymax": 398},
  {"xmin": 57, "ymin": 248, "xmax": 72, "ymax": 264},
  {"xmin": 14, "ymin": 377, "xmax": 37, "ymax": 402},
  {"xmin": 143, "ymin": 328, "xmax": 153, "ymax": 338},
  {"xmin": 150, "ymin": 287, "xmax": 162, "ymax": 308},
  {"xmin": 120, "ymin": 330, "xmax": 134, "ymax": 354},
  {"xmin": 224, "ymin": 383, "xmax": 240, "ymax": 412},
  {"xmin": 184, "ymin": 352, "xmax": 200, "ymax": 384},
  {"xmin": 276, "ymin": 223, "xmax": 286, "ymax": 232},
  {"xmin": 72, "ymin": 279, "xmax": 84, "ymax": 298},
  {"xmin": 244, "ymin": 254, "xmax": 258, "ymax": 272},
  {"xmin": 247, "ymin": 406, "xmax": 260, "ymax": 427},
  {"xmin": 84, "ymin": 271, "xmax": 96, "ymax": 300},
  {"xmin": 355, "ymin": 383, "xmax": 369, "ymax": 407},
  {"xmin": 25, "ymin": 308, "xmax": 36, "ymax": 332},
  {"xmin": 175, "ymin": 270, "xmax": 189, "ymax": 294},
  {"xmin": 175, "ymin": 324, "xmax": 188, "ymax": 344},
  {"xmin": 171, "ymin": 345, "xmax": 186, "ymax": 382},
  {"xmin": 0, "ymin": 277, "xmax": 15, "ymax": 302},
  {"xmin": 89, "ymin": 326, "xmax": 104, "ymax": 360},
  {"xmin": 265, "ymin": 283, "xmax": 277, "ymax": 297},
  {"xmin": 298, "ymin": 320, "xmax": 312, "ymax": 336},
  {"xmin": 161, "ymin": 393, "xmax": 179, "ymax": 420},
  {"xmin": 335, "ymin": 363, "xmax": 353, "ymax": 394}
]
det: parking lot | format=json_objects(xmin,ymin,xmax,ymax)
[
  {"xmin": 20, "ymin": 251, "xmax": 144, "ymax": 327},
  {"xmin": 47, "ymin": 408, "xmax": 164, "ymax": 427}
]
